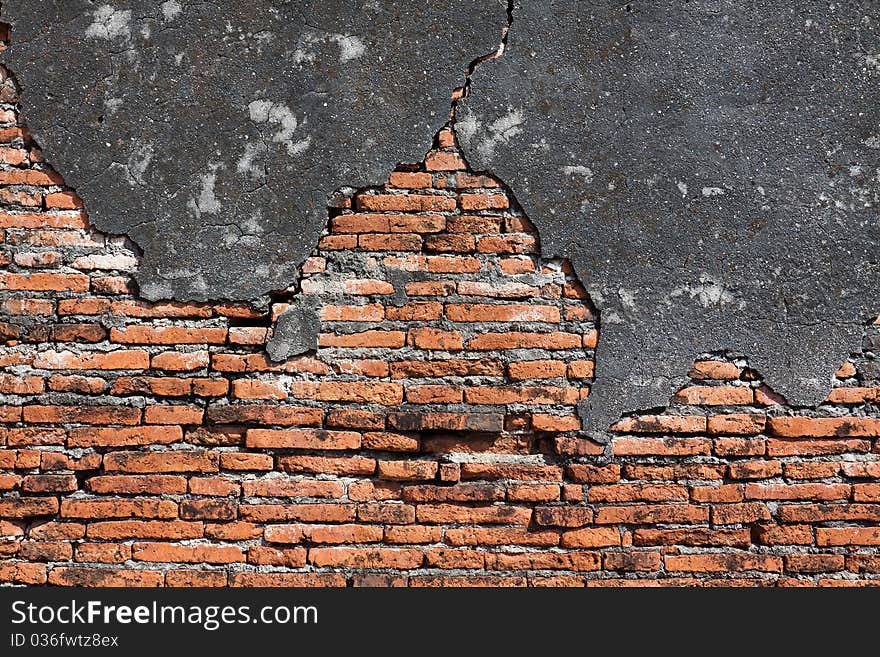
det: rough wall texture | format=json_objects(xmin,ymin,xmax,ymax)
[
  {"xmin": 5, "ymin": 1, "xmax": 879, "ymax": 438},
  {"xmin": 1, "ymin": 0, "xmax": 507, "ymax": 301},
  {"xmin": 458, "ymin": 0, "xmax": 880, "ymax": 437},
  {"xmin": 4, "ymin": 78, "xmax": 880, "ymax": 585}
]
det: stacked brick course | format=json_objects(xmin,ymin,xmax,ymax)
[{"xmin": 3, "ymin": 70, "xmax": 880, "ymax": 586}]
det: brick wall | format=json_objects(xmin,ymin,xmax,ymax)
[{"xmin": 3, "ymin": 69, "xmax": 880, "ymax": 587}]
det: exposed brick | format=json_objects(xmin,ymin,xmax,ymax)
[{"xmin": 4, "ymin": 118, "xmax": 880, "ymax": 588}]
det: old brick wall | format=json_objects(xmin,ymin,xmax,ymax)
[{"xmin": 2, "ymin": 70, "xmax": 880, "ymax": 587}]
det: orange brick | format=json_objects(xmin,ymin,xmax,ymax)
[
  {"xmin": 110, "ymin": 326, "xmax": 226, "ymax": 344},
  {"xmin": 246, "ymin": 429, "xmax": 361, "ymax": 450},
  {"xmin": 665, "ymin": 553, "xmax": 782, "ymax": 573},
  {"xmin": 289, "ymin": 381, "xmax": 403, "ymax": 405},
  {"xmin": 319, "ymin": 330, "xmax": 405, "ymax": 348},
  {"xmin": 69, "ymin": 425, "xmax": 182, "ymax": 447},
  {"xmin": 408, "ymin": 327, "xmax": 464, "ymax": 350},
  {"xmin": 405, "ymin": 384, "xmax": 462, "ymax": 404},
  {"xmin": 32, "ymin": 349, "xmax": 149, "ymax": 370},
  {"xmin": 468, "ymin": 331, "xmax": 581, "ymax": 350},
  {"xmin": 768, "ymin": 416, "xmax": 880, "ymax": 437}
]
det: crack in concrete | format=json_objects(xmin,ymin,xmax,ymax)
[
  {"xmin": 4, "ymin": 1, "xmax": 879, "ymax": 440},
  {"xmin": 0, "ymin": 0, "xmax": 509, "ymax": 303},
  {"xmin": 456, "ymin": 0, "xmax": 880, "ymax": 438}
]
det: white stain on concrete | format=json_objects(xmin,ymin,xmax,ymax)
[
  {"xmin": 670, "ymin": 277, "xmax": 735, "ymax": 308},
  {"xmin": 188, "ymin": 165, "xmax": 222, "ymax": 217},
  {"xmin": 127, "ymin": 143, "xmax": 154, "ymax": 186},
  {"xmin": 103, "ymin": 97, "xmax": 123, "ymax": 115},
  {"xmin": 701, "ymin": 186, "xmax": 725, "ymax": 197},
  {"xmin": 469, "ymin": 109, "xmax": 525, "ymax": 160},
  {"xmin": 561, "ymin": 165, "xmax": 594, "ymax": 183},
  {"xmin": 237, "ymin": 142, "xmax": 265, "ymax": 178},
  {"xmin": 161, "ymin": 0, "xmax": 182, "ymax": 21},
  {"xmin": 334, "ymin": 35, "xmax": 366, "ymax": 62},
  {"xmin": 85, "ymin": 5, "xmax": 132, "ymax": 42},
  {"xmin": 248, "ymin": 100, "xmax": 311, "ymax": 157},
  {"xmin": 294, "ymin": 32, "xmax": 366, "ymax": 65}
]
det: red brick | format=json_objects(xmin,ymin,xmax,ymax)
[
  {"xmin": 69, "ymin": 425, "xmax": 183, "ymax": 447},
  {"xmin": 612, "ymin": 415, "xmax": 708, "ymax": 435},
  {"xmin": 180, "ymin": 499, "xmax": 237, "ymax": 520},
  {"xmin": 280, "ymin": 455, "xmax": 376, "ymax": 476},
  {"xmin": 309, "ymin": 547, "xmax": 423, "ymax": 569},
  {"xmin": 61, "ymin": 498, "xmax": 178, "ymax": 519},
  {"xmin": 87, "ymin": 475, "xmax": 187, "ymax": 495},
  {"xmin": 219, "ymin": 453, "xmax": 274, "ymax": 471},
  {"xmin": 587, "ymin": 484, "xmax": 689, "ymax": 503},
  {"xmin": 289, "ymin": 381, "xmax": 403, "ymax": 405},
  {"xmin": 424, "ymin": 151, "xmax": 466, "ymax": 171},
  {"xmin": 415, "ymin": 504, "xmax": 531, "ymax": 525},
  {"xmin": 744, "ymin": 483, "xmax": 850, "ymax": 501},
  {"xmin": 446, "ymin": 303, "xmax": 559, "ymax": 323},
  {"xmin": 24, "ymin": 404, "xmax": 140, "ymax": 425},
  {"xmin": 444, "ymin": 527, "xmax": 559, "ymax": 547},
  {"xmin": 320, "ymin": 303, "xmax": 385, "ymax": 321},
  {"xmin": 566, "ymin": 464, "xmax": 621, "ymax": 484},
  {"xmin": 752, "ymin": 524, "xmax": 814, "ymax": 546},
  {"xmin": 246, "ymin": 428, "xmax": 360, "ymax": 450},
  {"xmin": 405, "ymin": 384, "xmax": 462, "ymax": 404},
  {"xmin": 689, "ymin": 360, "xmax": 741, "ymax": 380},
  {"xmin": 385, "ymin": 301, "xmax": 443, "ymax": 321},
  {"xmin": 674, "ymin": 386, "xmax": 753, "ymax": 405},
  {"xmin": 0, "ymin": 272, "xmax": 89, "ymax": 291},
  {"xmin": 32, "ymin": 349, "xmax": 149, "ymax": 370},
  {"xmin": 817, "ymin": 527, "xmax": 880, "ymax": 546},
  {"xmin": 426, "ymin": 548, "xmax": 485, "ymax": 569},
  {"xmin": 507, "ymin": 484, "xmax": 560, "ymax": 502},
  {"xmin": 468, "ymin": 331, "xmax": 581, "ymax": 350},
  {"xmin": 767, "ymin": 438, "xmax": 870, "ymax": 456},
  {"xmin": 110, "ymin": 326, "xmax": 227, "ymax": 345},
  {"xmin": 708, "ymin": 413, "xmax": 766, "ymax": 435},
  {"xmin": 595, "ymin": 504, "xmax": 709, "ymax": 525},
  {"xmin": 604, "ymin": 551, "xmax": 661, "ymax": 572},
  {"xmin": 408, "ymin": 327, "xmax": 464, "ymax": 350},
  {"xmin": 784, "ymin": 554, "xmax": 845, "ymax": 573},
  {"xmin": 247, "ymin": 546, "xmax": 307, "ymax": 567},
  {"xmin": 665, "ymin": 553, "xmax": 783, "ymax": 573},
  {"xmin": 387, "ymin": 172, "xmax": 433, "ymax": 189},
  {"xmin": 103, "ymin": 451, "xmax": 219, "ymax": 473},
  {"xmin": 86, "ymin": 521, "xmax": 204, "ymax": 540},
  {"xmin": 47, "ymin": 374, "xmax": 106, "ymax": 394},
  {"xmin": 768, "ymin": 416, "xmax": 880, "ymax": 437},
  {"xmin": 48, "ymin": 568, "xmax": 165, "ymax": 587},
  {"xmin": 189, "ymin": 477, "xmax": 241, "ymax": 496},
  {"xmin": 239, "ymin": 503, "xmax": 356, "ymax": 523},
  {"xmin": 76, "ymin": 543, "xmax": 132, "ymax": 564},
  {"xmin": 133, "ymin": 542, "xmax": 244, "ymax": 564},
  {"xmin": 228, "ymin": 572, "xmax": 346, "ymax": 587},
  {"xmin": 166, "ymin": 571, "xmax": 229, "ymax": 587},
  {"xmin": 357, "ymin": 503, "xmax": 415, "ymax": 524},
  {"xmin": 633, "ymin": 528, "xmax": 751, "ymax": 547},
  {"xmin": 727, "ymin": 460, "xmax": 782, "ymax": 480},
  {"xmin": 612, "ymin": 436, "xmax": 711, "ymax": 456},
  {"xmin": 710, "ymin": 502, "xmax": 771, "ymax": 524}
]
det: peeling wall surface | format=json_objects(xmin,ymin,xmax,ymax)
[
  {"xmin": 1, "ymin": 0, "xmax": 506, "ymax": 301},
  {"xmin": 459, "ymin": 1, "xmax": 880, "ymax": 435},
  {"xmin": 8, "ymin": 3, "xmax": 880, "ymax": 587}
]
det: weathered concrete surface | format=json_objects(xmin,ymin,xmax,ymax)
[
  {"xmin": 1, "ymin": 0, "xmax": 507, "ymax": 302},
  {"xmin": 459, "ymin": 1, "xmax": 880, "ymax": 435},
  {"xmin": 266, "ymin": 301, "xmax": 320, "ymax": 361}
]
